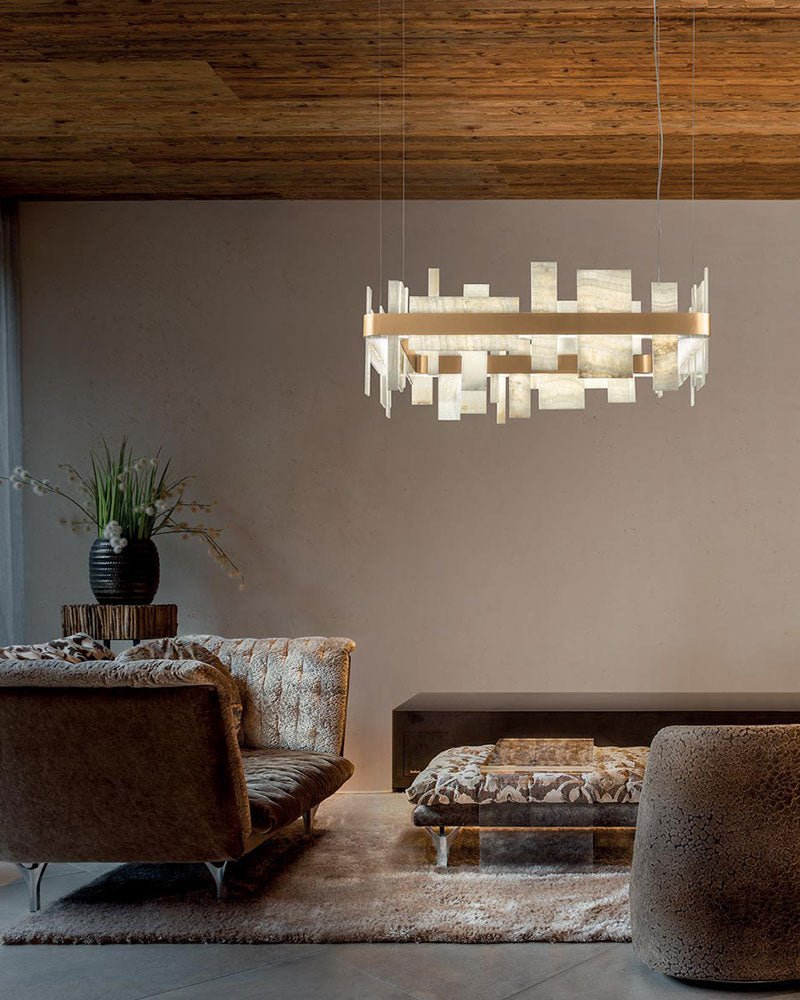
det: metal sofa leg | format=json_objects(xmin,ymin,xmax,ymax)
[
  {"xmin": 303, "ymin": 805, "xmax": 319, "ymax": 839},
  {"xmin": 17, "ymin": 863, "xmax": 47, "ymax": 912},
  {"xmin": 425, "ymin": 826, "xmax": 461, "ymax": 867},
  {"xmin": 204, "ymin": 861, "xmax": 228, "ymax": 901}
]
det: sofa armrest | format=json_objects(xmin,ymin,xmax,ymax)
[
  {"xmin": 0, "ymin": 656, "xmax": 252, "ymax": 845},
  {"xmin": 0, "ymin": 654, "xmax": 234, "ymax": 689}
]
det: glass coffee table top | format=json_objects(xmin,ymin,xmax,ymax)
[{"xmin": 480, "ymin": 737, "xmax": 595, "ymax": 775}]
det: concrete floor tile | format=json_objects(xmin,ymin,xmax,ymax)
[
  {"xmin": 0, "ymin": 872, "xmax": 94, "ymax": 933},
  {"xmin": 512, "ymin": 943, "xmax": 800, "ymax": 1000},
  {"xmin": 327, "ymin": 941, "xmax": 618, "ymax": 1000},
  {"xmin": 134, "ymin": 949, "xmax": 419, "ymax": 1000},
  {"xmin": 2, "ymin": 849, "xmax": 794, "ymax": 1000},
  {"xmin": 0, "ymin": 864, "xmax": 18, "ymax": 889},
  {"xmin": 0, "ymin": 942, "xmax": 322, "ymax": 1000}
]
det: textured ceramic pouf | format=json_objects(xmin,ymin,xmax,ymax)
[{"xmin": 631, "ymin": 724, "xmax": 800, "ymax": 983}]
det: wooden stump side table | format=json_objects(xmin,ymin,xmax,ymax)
[{"xmin": 61, "ymin": 604, "xmax": 178, "ymax": 648}]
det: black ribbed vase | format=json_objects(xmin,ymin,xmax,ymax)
[{"xmin": 89, "ymin": 538, "xmax": 160, "ymax": 605}]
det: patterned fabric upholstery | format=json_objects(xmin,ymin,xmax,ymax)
[
  {"xmin": 242, "ymin": 748, "xmax": 355, "ymax": 833},
  {"xmin": 117, "ymin": 638, "xmax": 225, "ymax": 668},
  {"xmin": 406, "ymin": 744, "xmax": 649, "ymax": 806},
  {"xmin": 187, "ymin": 635, "xmax": 354, "ymax": 754},
  {"xmin": 0, "ymin": 632, "xmax": 114, "ymax": 663}
]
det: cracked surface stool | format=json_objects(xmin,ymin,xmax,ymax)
[{"xmin": 631, "ymin": 724, "xmax": 800, "ymax": 984}]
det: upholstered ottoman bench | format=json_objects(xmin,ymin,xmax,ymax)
[{"xmin": 406, "ymin": 744, "xmax": 649, "ymax": 866}]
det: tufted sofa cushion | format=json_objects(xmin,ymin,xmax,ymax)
[
  {"xmin": 186, "ymin": 635, "xmax": 354, "ymax": 754},
  {"xmin": 242, "ymin": 748, "xmax": 354, "ymax": 833}
]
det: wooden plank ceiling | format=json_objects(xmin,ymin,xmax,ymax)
[{"xmin": 0, "ymin": 0, "xmax": 799, "ymax": 199}]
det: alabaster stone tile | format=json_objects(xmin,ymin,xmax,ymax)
[
  {"xmin": 409, "ymin": 296, "xmax": 519, "ymax": 313},
  {"xmin": 530, "ymin": 336, "xmax": 558, "ymax": 372},
  {"xmin": 578, "ymin": 336, "xmax": 633, "ymax": 378},
  {"xmin": 530, "ymin": 262, "xmax": 557, "ymax": 312},
  {"xmin": 411, "ymin": 374, "xmax": 433, "ymax": 405},
  {"xmin": 576, "ymin": 269, "xmax": 633, "ymax": 377},
  {"xmin": 461, "ymin": 389, "xmax": 488, "ymax": 415},
  {"xmin": 651, "ymin": 280, "xmax": 680, "ymax": 392},
  {"xmin": 577, "ymin": 269, "xmax": 631, "ymax": 312},
  {"xmin": 607, "ymin": 379, "xmax": 636, "ymax": 403},
  {"xmin": 496, "ymin": 373, "xmax": 507, "ymax": 423},
  {"xmin": 509, "ymin": 373, "xmax": 532, "ymax": 418},
  {"xmin": 536, "ymin": 374, "xmax": 585, "ymax": 410},
  {"xmin": 437, "ymin": 373, "xmax": 461, "ymax": 420}
]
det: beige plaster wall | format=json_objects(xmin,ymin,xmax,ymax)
[{"xmin": 16, "ymin": 200, "xmax": 800, "ymax": 789}]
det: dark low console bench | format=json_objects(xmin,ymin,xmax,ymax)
[{"xmin": 392, "ymin": 692, "xmax": 800, "ymax": 791}]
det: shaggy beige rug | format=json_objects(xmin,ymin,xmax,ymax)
[{"xmin": 2, "ymin": 793, "xmax": 632, "ymax": 945}]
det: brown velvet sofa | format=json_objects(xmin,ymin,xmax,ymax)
[{"xmin": 0, "ymin": 635, "xmax": 355, "ymax": 909}]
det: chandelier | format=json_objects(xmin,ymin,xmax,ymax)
[
  {"xmin": 362, "ymin": 0, "xmax": 709, "ymax": 421},
  {"xmin": 363, "ymin": 266, "xmax": 709, "ymax": 421}
]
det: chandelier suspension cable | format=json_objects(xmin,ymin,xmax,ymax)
[
  {"xmin": 378, "ymin": 0, "xmax": 384, "ymax": 309},
  {"xmin": 401, "ymin": 0, "xmax": 406, "ymax": 287},
  {"xmin": 653, "ymin": 0, "xmax": 663, "ymax": 282}
]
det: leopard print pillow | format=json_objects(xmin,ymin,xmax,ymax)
[
  {"xmin": 0, "ymin": 632, "xmax": 115, "ymax": 663},
  {"xmin": 116, "ymin": 637, "xmax": 225, "ymax": 666}
]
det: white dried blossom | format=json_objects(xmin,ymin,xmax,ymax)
[
  {"xmin": 32, "ymin": 484, "xmax": 45, "ymax": 496},
  {"xmin": 13, "ymin": 466, "xmax": 23, "ymax": 476},
  {"xmin": 145, "ymin": 506, "xmax": 156, "ymax": 517},
  {"xmin": 12, "ymin": 481, "xmax": 23, "ymax": 491},
  {"xmin": 106, "ymin": 524, "xmax": 128, "ymax": 553}
]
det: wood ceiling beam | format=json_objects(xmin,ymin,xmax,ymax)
[{"xmin": 0, "ymin": 1, "xmax": 799, "ymax": 198}]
